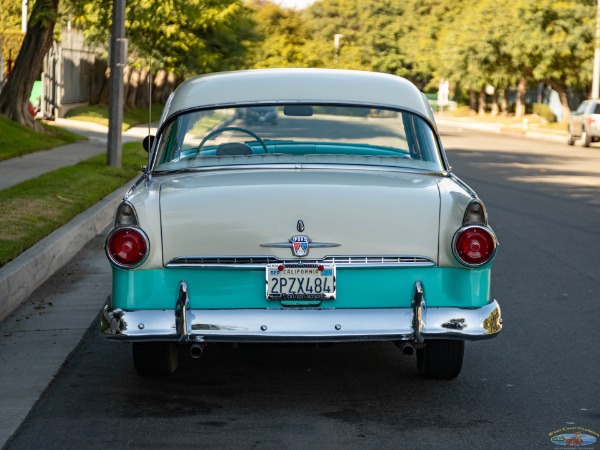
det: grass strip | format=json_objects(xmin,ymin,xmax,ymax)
[
  {"xmin": 0, "ymin": 117, "xmax": 82, "ymax": 162},
  {"xmin": 64, "ymin": 104, "xmax": 164, "ymax": 131},
  {"xmin": 190, "ymin": 112, "xmax": 230, "ymax": 134},
  {"xmin": 0, "ymin": 142, "xmax": 147, "ymax": 267}
]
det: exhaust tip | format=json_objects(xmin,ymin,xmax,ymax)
[
  {"xmin": 402, "ymin": 345, "xmax": 414, "ymax": 356},
  {"xmin": 190, "ymin": 343, "xmax": 204, "ymax": 359},
  {"xmin": 395, "ymin": 341, "xmax": 415, "ymax": 356}
]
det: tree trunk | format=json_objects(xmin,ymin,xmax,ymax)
[
  {"xmin": 0, "ymin": 0, "xmax": 58, "ymax": 131},
  {"xmin": 490, "ymin": 90, "xmax": 499, "ymax": 117},
  {"xmin": 153, "ymin": 70, "xmax": 167, "ymax": 103},
  {"xmin": 122, "ymin": 65, "xmax": 132, "ymax": 108},
  {"xmin": 469, "ymin": 87, "xmax": 477, "ymax": 112},
  {"xmin": 501, "ymin": 89, "xmax": 509, "ymax": 115},
  {"xmin": 478, "ymin": 85, "xmax": 486, "ymax": 116},
  {"xmin": 126, "ymin": 67, "xmax": 140, "ymax": 109},
  {"xmin": 515, "ymin": 77, "xmax": 527, "ymax": 118},
  {"xmin": 545, "ymin": 78, "xmax": 571, "ymax": 123},
  {"xmin": 135, "ymin": 67, "xmax": 149, "ymax": 108},
  {"xmin": 97, "ymin": 67, "xmax": 110, "ymax": 105}
]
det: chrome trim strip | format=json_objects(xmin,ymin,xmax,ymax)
[
  {"xmin": 100, "ymin": 300, "xmax": 502, "ymax": 343},
  {"xmin": 260, "ymin": 242, "xmax": 341, "ymax": 249},
  {"xmin": 114, "ymin": 200, "xmax": 139, "ymax": 227},
  {"xmin": 258, "ymin": 243, "xmax": 289, "ymax": 249},
  {"xmin": 153, "ymin": 163, "xmax": 449, "ymax": 177},
  {"xmin": 165, "ymin": 255, "xmax": 436, "ymax": 269}
]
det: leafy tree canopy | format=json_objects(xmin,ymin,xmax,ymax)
[
  {"xmin": 248, "ymin": 1, "xmax": 318, "ymax": 68},
  {"xmin": 64, "ymin": 0, "xmax": 258, "ymax": 76}
]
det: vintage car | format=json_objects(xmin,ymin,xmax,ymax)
[{"xmin": 101, "ymin": 68, "xmax": 502, "ymax": 379}]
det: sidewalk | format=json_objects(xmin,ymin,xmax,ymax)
[{"xmin": 434, "ymin": 113, "xmax": 567, "ymax": 144}]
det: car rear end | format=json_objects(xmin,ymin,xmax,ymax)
[{"xmin": 101, "ymin": 69, "xmax": 501, "ymax": 379}]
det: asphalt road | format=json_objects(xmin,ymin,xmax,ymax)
[{"xmin": 5, "ymin": 125, "xmax": 600, "ymax": 449}]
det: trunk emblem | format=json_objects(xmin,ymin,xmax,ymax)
[
  {"xmin": 291, "ymin": 235, "xmax": 309, "ymax": 257},
  {"xmin": 297, "ymin": 220, "xmax": 305, "ymax": 232},
  {"xmin": 260, "ymin": 237, "xmax": 340, "ymax": 256}
]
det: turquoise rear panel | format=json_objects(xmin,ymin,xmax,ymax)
[{"xmin": 112, "ymin": 266, "xmax": 491, "ymax": 310}]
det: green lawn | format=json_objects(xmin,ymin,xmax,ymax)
[
  {"xmin": 0, "ymin": 104, "xmax": 162, "ymax": 267},
  {"xmin": 0, "ymin": 117, "xmax": 82, "ymax": 161},
  {"xmin": 0, "ymin": 142, "xmax": 147, "ymax": 267},
  {"xmin": 65, "ymin": 104, "xmax": 164, "ymax": 130}
]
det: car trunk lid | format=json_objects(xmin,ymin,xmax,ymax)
[{"xmin": 159, "ymin": 168, "xmax": 441, "ymax": 264}]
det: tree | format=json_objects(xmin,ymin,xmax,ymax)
[
  {"xmin": 62, "ymin": 0, "xmax": 257, "ymax": 108},
  {"xmin": 0, "ymin": 0, "xmax": 58, "ymax": 130},
  {"xmin": 305, "ymin": 0, "xmax": 407, "ymax": 71},
  {"xmin": 248, "ymin": 1, "xmax": 316, "ymax": 68},
  {"xmin": 514, "ymin": 0, "xmax": 596, "ymax": 122},
  {"xmin": 66, "ymin": 0, "xmax": 257, "ymax": 76}
]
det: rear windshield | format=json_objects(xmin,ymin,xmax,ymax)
[{"xmin": 151, "ymin": 104, "xmax": 444, "ymax": 172}]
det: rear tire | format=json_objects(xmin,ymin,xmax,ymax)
[
  {"xmin": 132, "ymin": 342, "xmax": 178, "ymax": 376},
  {"xmin": 416, "ymin": 339, "xmax": 464, "ymax": 379},
  {"xmin": 567, "ymin": 128, "xmax": 575, "ymax": 146},
  {"xmin": 582, "ymin": 128, "xmax": 592, "ymax": 147}
]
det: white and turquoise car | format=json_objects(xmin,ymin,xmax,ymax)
[{"xmin": 101, "ymin": 68, "xmax": 501, "ymax": 379}]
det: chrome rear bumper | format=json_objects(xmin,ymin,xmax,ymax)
[{"xmin": 101, "ymin": 281, "xmax": 502, "ymax": 343}]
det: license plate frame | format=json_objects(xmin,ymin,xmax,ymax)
[{"xmin": 266, "ymin": 263, "xmax": 336, "ymax": 300}]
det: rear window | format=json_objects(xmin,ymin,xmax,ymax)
[{"xmin": 152, "ymin": 104, "xmax": 444, "ymax": 172}]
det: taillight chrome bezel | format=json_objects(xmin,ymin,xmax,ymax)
[
  {"xmin": 105, "ymin": 226, "xmax": 150, "ymax": 269},
  {"xmin": 452, "ymin": 225, "xmax": 498, "ymax": 268},
  {"xmin": 114, "ymin": 201, "xmax": 139, "ymax": 227},
  {"xmin": 462, "ymin": 199, "xmax": 488, "ymax": 226}
]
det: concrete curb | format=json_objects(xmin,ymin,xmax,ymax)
[{"xmin": 0, "ymin": 183, "xmax": 131, "ymax": 322}]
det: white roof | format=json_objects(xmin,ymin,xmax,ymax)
[{"xmin": 162, "ymin": 68, "xmax": 431, "ymax": 122}]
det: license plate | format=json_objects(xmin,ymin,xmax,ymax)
[{"xmin": 266, "ymin": 263, "xmax": 336, "ymax": 300}]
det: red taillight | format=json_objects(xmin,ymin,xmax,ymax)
[
  {"xmin": 453, "ymin": 226, "xmax": 497, "ymax": 267},
  {"xmin": 106, "ymin": 227, "xmax": 149, "ymax": 268}
]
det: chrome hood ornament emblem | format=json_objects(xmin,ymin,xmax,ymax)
[
  {"xmin": 297, "ymin": 220, "xmax": 305, "ymax": 232},
  {"xmin": 291, "ymin": 235, "xmax": 309, "ymax": 256},
  {"xmin": 261, "ymin": 234, "xmax": 340, "ymax": 257}
]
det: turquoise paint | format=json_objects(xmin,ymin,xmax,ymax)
[{"xmin": 112, "ymin": 266, "xmax": 492, "ymax": 310}]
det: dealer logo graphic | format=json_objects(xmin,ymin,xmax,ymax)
[{"xmin": 549, "ymin": 427, "xmax": 598, "ymax": 447}]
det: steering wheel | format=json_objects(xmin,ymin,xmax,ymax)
[{"xmin": 197, "ymin": 126, "xmax": 268, "ymax": 154}]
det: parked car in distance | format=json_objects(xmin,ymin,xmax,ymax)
[
  {"xmin": 101, "ymin": 68, "xmax": 502, "ymax": 380},
  {"xmin": 567, "ymin": 99, "xmax": 600, "ymax": 146},
  {"xmin": 245, "ymin": 106, "xmax": 278, "ymax": 125}
]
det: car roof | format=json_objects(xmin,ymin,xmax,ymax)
[{"xmin": 162, "ymin": 68, "xmax": 431, "ymax": 123}]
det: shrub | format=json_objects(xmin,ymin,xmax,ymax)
[{"xmin": 532, "ymin": 103, "xmax": 556, "ymax": 122}]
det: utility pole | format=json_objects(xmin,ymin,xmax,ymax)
[
  {"xmin": 107, "ymin": 0, "xmax": 127, "ymax": 168},
  {"xmin": 592, "ymin": 0, "xmax": 600, "ymax": 99},
  {"xmin": 334, "ymin": 34, "xmax": 344, "ymax": 65}
]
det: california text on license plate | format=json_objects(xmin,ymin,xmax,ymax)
[{"xmin": 266, "ymin": 263, "xmax": 336, "ymax": 300}]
